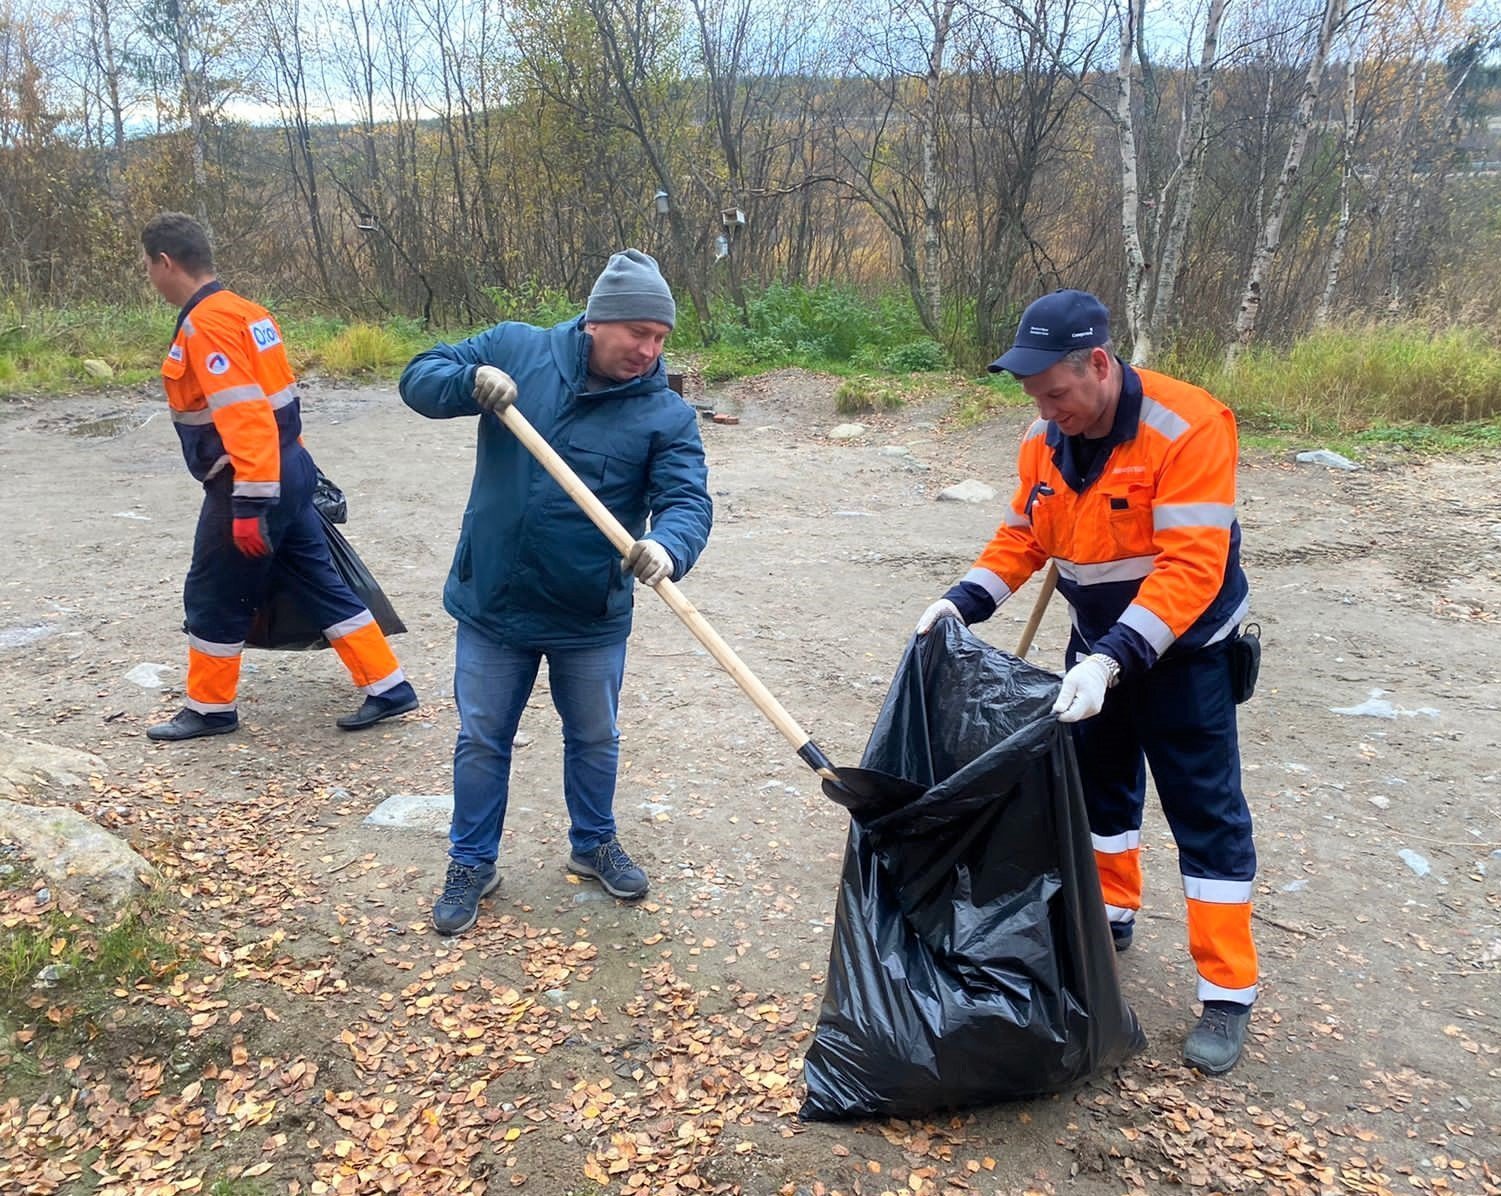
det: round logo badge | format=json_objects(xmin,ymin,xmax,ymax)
[{"xmin": 205, "ymin": 352, "xmax": 231, "ymax": 375}]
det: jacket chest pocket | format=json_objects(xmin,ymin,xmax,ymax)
[
  {"xmin": 565, "ymin": 425, "xmax": 648, "ymax": 495},
  {"xmin": 1027, "ymin": 484, "xmax": 1069, "ymax": 557},
  {"xmin": 1103, "ymin": 484, "xmax": 1156, "ymax": 555}
]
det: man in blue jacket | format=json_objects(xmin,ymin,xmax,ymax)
[{"xmin": 401, "ymin": 250, "xmax": 712, "ymax": 935}]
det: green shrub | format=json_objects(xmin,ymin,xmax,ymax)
[
  {"xmin": 882, "ymin": 339, "xmax": 948, "ymax": 373},
  {"xmin": 720, "ymin": 282, "xmax": 927, "ymax": 367},
  {"xmin": 484, "ymin": 281, "xmax": 579, "ymax": 327}
]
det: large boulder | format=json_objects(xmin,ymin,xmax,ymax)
[
  {"xmin": 0, "ymin": 734, "xmax": 106, "ymax": 800},
  {"xmin": 0, "ymin": 799, "xmax": 159, "ymax": 912}
]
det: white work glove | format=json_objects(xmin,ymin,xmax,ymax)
[
  {"xmin": 1052, "ymin": 653, "xmax": 1120, "ymax": 723},
  {"xmin": 623, "ymin": 539, "xmax": 673, "ymax": 586},
  {"xmin": 915, "ymin": 598, "xmax": 961, "ymax": 635},
  {"xmin": 473, "ymin": 365, "xmax": 518, "ymax": 415}
]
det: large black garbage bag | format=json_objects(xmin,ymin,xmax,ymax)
[
  {"xmin": 245, "ymin": 509, "xmax": 407, "ymax": 651},
  {"xmin": 800, "ymin": 619, "xmax": 1144, "ymax": 1121}
]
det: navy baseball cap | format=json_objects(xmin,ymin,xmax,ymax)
[{"xmin": 988, "ymin": 289, "xmax": 1111, "ymax": 376}]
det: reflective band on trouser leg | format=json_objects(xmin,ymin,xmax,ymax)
[
  {"xmin": 1184, "ymin": 877, "xmax": 1258, "ymax": 1004},
  {"xmin": 186, "ymin": 640, "xmax": 242, "ymax": 714},
  {"xmin": 325, "ymin": 612, "xmax": 405, "ymax": 695},
  {"xmin": 1092, "ymin": 829, "xmax": 1142, "ymax": 928}
]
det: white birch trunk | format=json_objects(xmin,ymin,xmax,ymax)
[
  {"xmin": 170, "ymin": 0, "xmax": 210, "ymax": 223},
  {"xmin": 1229, "ymin": 0, "xmax": 1347, "ymax": 363},
  {"xmin": 1316, "ymin": 59, "xmax": 1357, "ymax": 327},
  {"xmin": 1115, "ymin": 0, "xmax": 1151, "ymax": 363},
  {"xmin": 1148, "ymin": 0, "xmax": 1229, "ymax": 355},
  {"xmin": 920, "ymin": 1, "xmax": 956, "ymax": 338}
]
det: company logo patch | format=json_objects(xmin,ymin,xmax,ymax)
[
  {"xmin": 1069, "ymin": 326, "xmax": 1095, "ymax": 339},
  {"xmin": 249, "ymin": 318, "xmax": 282, "ymax": 351},
  {"xmin": 168, "ymin": 344, "xmax": 184, "ymax": 362},
  {"xmin": 205, "ymin": 352, "xmax": 231, "ymax": 376}
]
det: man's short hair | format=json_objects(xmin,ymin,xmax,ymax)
[
  {"xmin": 141, "ymin": 212, "xmax": 215, "ymax": 274},
  {"xmin": 1061, "ymin": 343, "xmax": 1113, "ymax": 373}
]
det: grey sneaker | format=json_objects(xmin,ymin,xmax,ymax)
[
  {"xmin": 1184, "ymin": 1001, "xmax": 1251, "ymax": 1074},
  {"xmin": 568, "ymin": 838, "xmax": 648, "ymax": 900},
  {"xmin": 431, "ymin": 860, "xmax": 499, "ymax": 935}
]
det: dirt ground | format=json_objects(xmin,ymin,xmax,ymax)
[{"xmin": 1, "ymin": 369, "xmax": 1498, "ymax": 1195}]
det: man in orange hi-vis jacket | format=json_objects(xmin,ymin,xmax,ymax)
[
  {"xmin": 915, "ymin": 289, "xmax": 1258, "ymax": 1075},
  {"xmin": 141, "ymin": 211, "xmax": 418, "ymax": 741}
]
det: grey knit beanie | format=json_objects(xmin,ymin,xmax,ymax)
[{"xmin": 585, "ymin": 249, "xmax": 676, "ymax": 329}]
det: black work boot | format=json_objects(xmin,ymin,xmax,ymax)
[
  {"xmin": 1110, "ymin": 920, "xmax": 1134, "ymax": 953},
  {"xmin": 1184, "ymin": 1001, "xmax": 1251, "ymax": 1074},
  {"xmin": 337, "ymin": 681, "xmax": 419, "ymax": 730},
  {"xmin": 147, "ymin": 708, "xmax": 239, "ymax": 742}
]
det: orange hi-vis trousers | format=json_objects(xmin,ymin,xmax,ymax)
[
  {"xmin": 1072, "ymin": 637, "xmax": 1258, "ymax": 1006},
  {"xmin": 183, "ymin": 448, "xmax": 405, "ymax": 714}
]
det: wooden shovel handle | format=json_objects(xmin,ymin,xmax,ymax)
[
  {"xmin": 498, "ymin": 404, "xmax": 823, "ymax": 764},
  {"xmin": 1015, "ymin": 561, "xmax": 1059, "ymax": 659}
]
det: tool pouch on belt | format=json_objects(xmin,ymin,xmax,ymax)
[{"xmin": 1229, "ymin": 622, "xmax": 1261, "ymax": 705}]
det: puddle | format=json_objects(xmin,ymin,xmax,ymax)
[{"xmin": 67, "ymin": 411, "xmax": 152, "ymax": 438}]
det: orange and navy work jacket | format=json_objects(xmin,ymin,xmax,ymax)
[
  {"xmin": 944, "ymin": 361, "xmax": 1249, "ymax": 675},
  {"xmin": 161, "ymin": 283, "xmax": 302, "ymax": 518}
]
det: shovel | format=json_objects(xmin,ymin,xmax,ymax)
[
  {"xmin": 498, "ymin": 404, "xmax": 887, "ymax": 799},
  {"xmin": 1015, "ymin": 561, "xmax": 1059, "ymax": 659}
]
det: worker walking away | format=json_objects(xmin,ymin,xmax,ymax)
[
  {"xmin": 141, "ymin": 212, "xmax": 418, "ymax": 741},
  {"xmin": 400, "ymin": 249, "xmax": 712, "ymax": 934},
  {"xmin": 915, "ymin": 289, "xmax": 1258, "ymax": 1075}
]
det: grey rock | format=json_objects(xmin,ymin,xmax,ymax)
[
  {"xmin": 363, "ymin": 793, "xmax": 453, "ymax": 833},
  {"xmin": 878, "ymin": 445, "xmax": 911, "ymax": 457},
  {"xmin": 0, "ymin": 735, "xmax": 106, "ymax": 800},
  {"xmin": 938, "ymin": 479, "xmax": 997, "ymax": 504},
  {"xmin": 0, "ymin": 799, "xmax": 159, "ymax": 912},
  {"xmin": 829, "ymin": 423, "xmax": 866, "ymax": 440},
  {"xmin": 34, "ymin": 963, "xmax": 74, "ymax": 988},
  {"xmin": 1397, "ymin": 848, "xmax": 1431, "ymax": 877}
]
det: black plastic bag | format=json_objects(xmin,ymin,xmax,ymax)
[
  {"xmin": 312, "ymin": 468, "xmax": 348, "ymax": 524},
  {"xmin": 800, "ymin": 620, "xmax": 1145, "ymax": 1121},
  {"xmin": 245, "ymin": 509, "xmax": 407, "ymax": 651}
]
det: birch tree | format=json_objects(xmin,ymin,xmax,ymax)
[{"xmin": 1228, "ymin": 0, "xmax": 1347, "ymax": 362}]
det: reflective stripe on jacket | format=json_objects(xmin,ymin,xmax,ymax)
[
  {"xmin": 954, "ymin": 362, "xmax": 1248, "ymax": 673},
  {"xmin": 161, "ymin": 289, "xmax": 302, "ymax": 517}
]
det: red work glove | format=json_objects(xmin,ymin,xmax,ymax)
[{"xmin": 232, "ymin": 515, "xmax": 272, "ymax": 558}]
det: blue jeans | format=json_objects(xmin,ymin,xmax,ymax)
[{"xmin": 449, "ymin": 621, "xmax": 627, "ymax": 866}]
